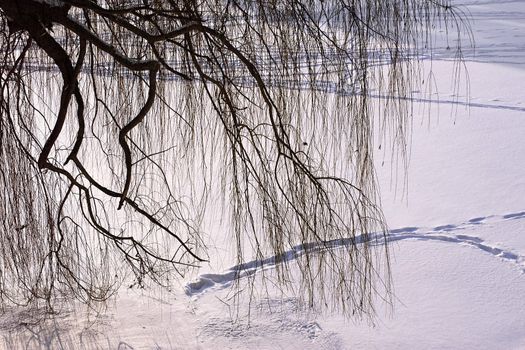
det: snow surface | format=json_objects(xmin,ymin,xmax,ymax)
[{"xmin": 2, "ymin": 0, "xmax": 525, "ymax": 349}]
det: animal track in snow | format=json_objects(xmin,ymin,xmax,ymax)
[
  {"xmin": 469, "ymin": 217, "xmax": 486, "ymax": 224},
  {"xmin": 185, "ymin": 211, "xmax": 525, "ymax": 297},
  {"xmin": 198, "ymin": 298, "xmax": 343, "ymax": 349},
  {"xmin": 387, "ymin": 233, "xmax": 523, "ymax": 269},
  {"xmin": 503, "ymin": 211, "xmax": 525, "ymax": 220},
  {"xmin": 433, "ymin": 224, "xmax": 458, "ymax": 232},
  {"xmin": 390, "ymin": 227, "xmax": 419, "ymax": 234}
]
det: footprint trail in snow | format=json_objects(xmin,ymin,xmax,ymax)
[{"xmin": 185, "ymin": 212, "xmax": 525, "ymax": 296}]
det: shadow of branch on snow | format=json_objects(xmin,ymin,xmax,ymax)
[{"xmin": 0, "ymin": 306, "xmax": 115, "ymax": 350}]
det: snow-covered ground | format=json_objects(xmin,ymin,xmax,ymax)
[{"xmin": 3, "ymin": 0, "xmax": 525, "ymax": 349}]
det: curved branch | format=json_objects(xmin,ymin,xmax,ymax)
[
  {"xmin": 20, "ymin": 19, "xmax": 77, "ymax": 169},
  {"xmin": 117, "ymin": 65, "xmax": 159, "ymax": 209}
]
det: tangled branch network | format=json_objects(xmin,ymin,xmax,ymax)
[{"xmin": 0, "ymin": 0, "xmax": 468, "ymax": 316}]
